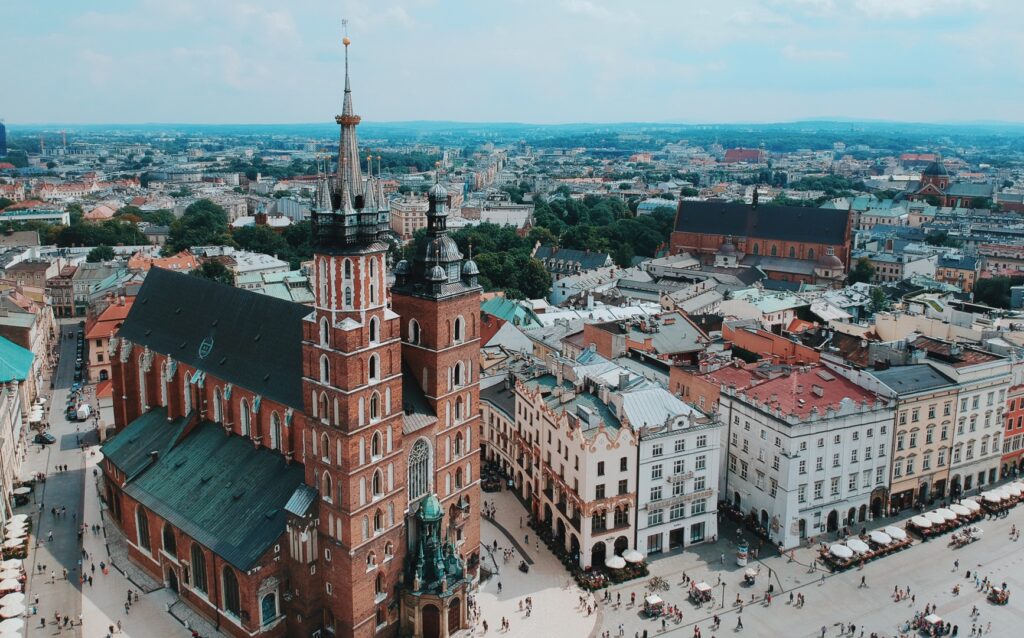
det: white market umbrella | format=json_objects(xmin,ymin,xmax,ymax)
[
  {"xmin": 846, "ymin": 538, "xmax": 870, "ymax": 555},
  {"xmin": 983, "ymin": 492, "xmax": 1002, "ymax": 503},
  {"xmin": 910, "ymin": 516, "xmax": 932, "ymax": 529},
  {"xmin": 0, "ymin": 594, "xmax": 22, "ymax": 606},
  {"xmin": 0, "ymin": 561, "xmax": 20, "ymax": 571},
  {"xmin": 829, "ymin": 544, "xmax": 853, "ymax": 559},
  {"xmin": 10, "ymin": 488, "xmax": 29, "ymax": 496},
  {"xmin": 0, "ymin": 581, "xmax": 18, "ymax": 593},
  {"xmin": 0, "ymin": 572, "xmax": 19, "ymax": 582},
  {"xmin": 884, "ymin": 526, "xmax": 907, "ymax": 541},
  {"xmin": 960, "ymin": 499, "xmax": 981, "ymax": 512},
  {"xmin": 0, "ymin": 603, "xmax": 24, "ymax": 618},
  {"xmin": 744, "ymin": 568, "xmax": 757, "ymax": 577},
  {"xmin": 605, "ymin": 555, "xmax": 626, "ymax": 569},
  {"xmin": 949, "ymin": 503, "xmax": 971, "ymax": 517},
  {"xmin": 2, "ymin": 528, "xmax": 25, "ymax": 538},
  {"xmin": 935, "ymin": 508, "xmax": 957, "ymax": 522},
  {"xmin": 924, "ymin": 511, "xmax": 945, "ymax": 525},
  {"xmin": 869, "ymin": 531, "xmax": 892, "ymax": 545},
  {"xmin": 0, "ymin": 618, "xmax": 23, "ymax": 631},
  {"xmin": 622, "ymin": 549, "xmax": 644, "ymax": 563},
  {"xmin": 5, "ymin": 517, "xmax": 26, "ymax": 525},
  {"xmin": 0, "ymin": 540, "xmax": 21, "ymax": 550}
]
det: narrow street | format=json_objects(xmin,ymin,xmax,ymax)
[{"xmin": 14, "ymin": 321, "xmax": 208, "ymax": 637}]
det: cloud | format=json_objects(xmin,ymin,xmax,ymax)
[
  {"xmin": 80, "ymin": 49, "xmax": 113, "ymax": 86},
  {"xmin": 853, "ymin": 0, "xmax": 984, "ymax": 19},
  {"xmin": 781, "ymin": 44, "xmax": 847, "ymax": 61},
  {"xmin": 560, "ymin": 0, "xmax": 614, "ymax": 21}
]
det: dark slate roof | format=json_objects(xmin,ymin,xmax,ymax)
[
  {"xmin": 102, "ymin": 407, "xmax": 188, "ymax": 480},
  {"xmin": 937, "ymin": 255, "xmax": 978, "ymax": 270},
  {"xmin": 480, "ymin": 381, "xmax": 516, "ymax": 419},
  {"xmin": 674, "ymin": 201, "xmax": 849, "ymax": 245},
  {"xmin": 534, "ymin": 245, "xmax": 612, "ymax": 270},
  {"xmin": 104, "ymin": 417, "xmax": 306, "ymax": 571},
  {"xmin": 869, "ymin": 364, "xmax": 955, "ymax": 394},
  {"xmin": 922, "ymin": 160, "xmax": 949, "ymax": 177},
  {"xmin": 118, "ymin": 267, "xmax": 310, "ymax": 409},
  {"xmin": 945, "ymin": 182, "xmax": 993, "ymax": 198},
  {"xmin": 401, "ymin": 365, "xmax": 437, "ymax": 434}
]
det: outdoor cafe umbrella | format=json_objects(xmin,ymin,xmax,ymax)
[
  {"xmin": 0, "ymin": 572, "xmax": 19, "ymax": 583},
  {"xmin": 0, "ymin": 594, "xmax": 22, "ymax": 607},
  {"xmin": 868, "ymin": 530, "xmax": 892, "ymax": 546},
  {"xmin": 0, "ymin": 603, "xmax": 24, "ymax": 619},
  {"xmin": 924, "ymin": 511, "xmax": 946, "ymax": 525},
  {"xmin": 605, "ymin": 555, "xmax": 627, "ymax": 569},
  {"xmin": 829, "ymin": 544, "xmax": 853, "ymax": 559},
  {"xmin": 910, "ymin": 516, "xmax": 932, "ymax": 529},
  {"xmin": 622, "ymin": 549, "xmax": 644, "ymax": 564},
  {"xmin": 935, "ymin": 508, "xmax": 958, "ymax": 522},
  {"xmin": 949, "ymin": 503, "xmax": 971, "ymax": 517},
  {"xmin": 0, "ymin": 540, "xmax": 22, "ymax": 550},
  {"xmin": 10, "ymin": 488, "xmax": 29, "ymax": 497},
  {"xmin": 884, "ymin": 526, "xmax": 907, "ymax": 541},
  {"xmin": 846, "ymin": 538, "xmax": 870, "ymax": 555},
  {"xmin": 0, "ymin": 618, "xmax": 23, "ymax": 632},
  {"xmin": 0, "ymin": 581, "xmax": 19, "ymax": 593},
  {"xmin": 0, "ymin": 561, "xmax": 20, "ymax": 572},
  {"xmin": 5, "ymin": 517, "xmax": 26, "ymax": 525},
  {"xmin": 960, "ymin": 499, "xmax": 981, "ymax": 512}
]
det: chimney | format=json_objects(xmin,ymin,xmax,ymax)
[{"xmin": 618, "ymin": 372, "xmax": 629, "ymax": 389}]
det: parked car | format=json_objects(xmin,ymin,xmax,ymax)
[{"xmin": 33, "ymin": 432, "xmax": 56, "ymax": 445}]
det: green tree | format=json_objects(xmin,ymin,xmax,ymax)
[
  {"xmin": 847, "ymin": 257, "xmax": 876, "ymax": 284},
  {"xmin": 191, "ymin": 260, "xmax": 234, "ymax": 285},
  {"xmin": 86, "ymin": 244, "xmax": 116, "ymax": 262},
  {"xmin": 166, "ymin": 199, "xmax": 231, "ymax": 253},
  {"xmin": 0, "ymin": 197, "xmax": 12, "ymax": 211},
  {"xmin": 868, "ymin": 287, "xmax": 890, "ymax": 314}
]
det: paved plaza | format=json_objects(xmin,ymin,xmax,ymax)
[{"xmin": 476, "ymin": 489, "xmax": 1024, "ymax": 638}]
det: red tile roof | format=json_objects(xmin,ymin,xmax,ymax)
[{"xmin": 733, "ymin": 365, "xmax": 879, "ymax": 417}]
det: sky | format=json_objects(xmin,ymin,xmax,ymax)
[{"xmin": 3, "ymin": 0, "xmax": 1023, "ymax": 125}]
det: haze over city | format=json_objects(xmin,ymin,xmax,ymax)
[{"xmin": 5, "ymin": 0, "xmax": 1024, "ymax": 125}]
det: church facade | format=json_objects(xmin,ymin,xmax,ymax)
[{"xmin": 100, "ymin": 38, "xmax": 479, "ymax": 638}]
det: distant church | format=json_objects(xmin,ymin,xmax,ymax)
[
  {"xmin": 100, "ymin": 36, "xmax": 481, "ymax": 638},
  {"xmin": 909, "ymin": 158, "xmax": 994, "ymax": 208}
]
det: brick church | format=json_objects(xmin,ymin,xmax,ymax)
[
  {"xmin": 100, "ymin": 38, "xmax": 480, "ymax": 638},
  {"xmin": 669, "ymin": 195, "xmax": 852, "ymax": 286}
]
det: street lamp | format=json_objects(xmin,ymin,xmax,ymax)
[{"xmin": 721, "ymin": 582, "xmax": 726, "ymax": 608}]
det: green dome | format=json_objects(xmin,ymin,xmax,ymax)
[{"xmin": 419, "ymin": 494, "xmax": 442, "ymax": 521}]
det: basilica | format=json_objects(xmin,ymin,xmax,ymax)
[{"xmin": 100, "ymin": 37, "xmax": 480, "ymax": 638}]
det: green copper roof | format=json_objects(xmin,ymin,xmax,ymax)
[
  {"xmin": 419, "ymin": 494, "xmax": 442, "ymax": 521},
  {"xmin": 103, "ymin": 413, "xmax": 306, "ymax": 570}
]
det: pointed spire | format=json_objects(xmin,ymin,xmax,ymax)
[
  {"xmin": 341, "ymin": 20, "xmax": 354, "ymax": 117},
  {"xmin": 334, "ymin": 24, "xmax": 363, "ymax": 213}
]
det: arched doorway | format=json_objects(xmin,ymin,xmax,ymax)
[
  {"xmin": 858, "ymin": 504, "xmax": 867, "ymax": 522},
  {"xmin": 870, "ymin": 497, "xmax": 882, "ymax": 518},
  {"xmin": 760, "ymin": 509, "xmax": 769, "ymax": 529},
  {"xmin": 591, "ymin": 542, "xmax": 606, "ymax": 568},
  {"xmin": 826, "ymin": 510, "xmax": 839, "ymax": 533},
  {"xmin": 447, "ymin": 598, "xmax": 461, "ymax": 634},
  {"xmin": 918, "ymin": 482, "xmax": 930, "ymax": 504},
  {"xmin": 570, "ymin": 534, "xmax": 580, "ymax": 564},
  {"xmin": 422, "ymin": 604, "xmax": 441, "ymax": 638},
  {"xmin": 525, "ymin": 481, "xmax": 532, "ymax": 501},
  {"xmin": 950, "ymin": 475, "xmax": 962, "ymax": 497},
  {"xmin": 798, "ymin": 519, "xmax": 807, "ymax": 539},
  {"xmin": 734, "ymin": 492, "xmax": 741, "ymax": 509},
  {"xmin": 543, "ymin": 504, "xmax": 553, "ymax": 528},
  {"xmin": 556, "ymin": 518, "xmax": 566, "ymax": 544},
  {"xmin": 614, "ymin": 536, "xmax": 628, "ymax": 556},
  {"xmin": 847, "ymin": 508, "xmax": 856, "ymax": 527},
  {"xmin": 165, "ymin": 566, "xmax": 178, "ymax": 593}
]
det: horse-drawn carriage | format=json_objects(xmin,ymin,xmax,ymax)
[
  {"xmin": 988, "ymin": 587, "xmax": 1010, "ymax": 605},
  {"xmin": 949, "ymin": 525, "xmax": 983, "ymax": 548}
]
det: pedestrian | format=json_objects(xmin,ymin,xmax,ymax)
[
  {"xmin": 860, "ymin": 575, "xmax": 866, "ymax": 588},
  {"xmin": 117, "ymin": 620, "xmax": 122, "ymax": 631},
  {"xmin": 736, "ymin": 616, "xmax": 743, "ymax": 630},
  {"xmin": 954, "ymin": 559, "xmax": 960, "ymax": 571},
  {"xmin": 124, "ymin": 601, "xmax": 130, "ymax": 614},
  {"xmin": 47, "ymin": 530, "xmax": 53, "ymax": 542}
]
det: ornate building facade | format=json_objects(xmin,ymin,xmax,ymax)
[{"xmin": 99, "ymin": 38, "xmax": 479, "ymax": 638}]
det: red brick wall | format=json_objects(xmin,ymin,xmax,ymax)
[
  {"xmin": 722, "ymin": 323, "xmax": 820, "ymax": 365},
  {"xmin": 1002, "ymin": 384, "xmax": 1024, "ymax": 474}
]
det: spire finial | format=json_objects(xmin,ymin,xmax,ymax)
[{"xmin": 342, "ymin": 20, "xmax": 353, "ymax": 110}]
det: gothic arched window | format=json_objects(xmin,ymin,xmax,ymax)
[
  {"xmin": 369, "ymin": 317, "xmax": 379, "ymax": 344},
  {"xmin": 138, "ymin": 354, "xmax": 147, "ymax": 408},
  {"xmin": 368, "ymin": 354, "xmax": 379, "ymax": 382},
  {"xmin": 270, "ymin": 411, "xmax": 281, "ymax": 451},
  {"xmin": 343, "ymin": 259, "xmax": 352, "ymax": 280},
  {"xmin": 240, "ymin": 399, "xmax": 251, "ymax": 436},
  {"xmin": 160, "ymin": 361, "xmax": 168, "ymax": 407},
  {"xmin": 454, "ymin": 316, "xmax": 464, "ymax": 343},
  {"xmin": 319, "ymin": 317, "xmax": 330, "ymax": 346},
  {"xmin": 320, "ymin": 355, "xmax": 330, "ymax": 384},
  {"xmin": 370, "ymin": 392, "xmax": 380, "ymax": 421},
  {"xmin": 223, "ymin": 567, "xmax": 241, "ymax": 616},
  {"xmin": 213, "ymin": 387, "xmax": 223, "ymax": 423},
  {"xmin": 408, "ymin": 439, "xmax": 431, "ymax": 501},
  {"xmin": 318, "ymin": 259, "xmax": 328, "ymax": 304},
  {"xmin": 409, "ymin": 319, "xmax": 420, "ymax": 344}
]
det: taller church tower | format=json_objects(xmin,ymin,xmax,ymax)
[{"xmin": 299, "ymin": 35, "xmax": 406, "ymax": 637}]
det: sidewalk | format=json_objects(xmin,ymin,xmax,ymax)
[{"xmin": 81, "ymin": 445, "xmax": 226, "ymax": 638}]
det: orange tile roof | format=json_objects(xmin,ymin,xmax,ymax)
[
  {"xmin": 736, "ymin": 365, "xmax": 879, "ymax": 417},
  {"xmin": 85, "ymin": 299, "xmax": 135, "ymax": 339}
]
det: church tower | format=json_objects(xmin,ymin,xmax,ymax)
[
  {"xmin": 300, "ymin": 35, "xmax": 406, "ymax": 637},
  {"xmin": 391, "ymin": 173, "xmax": 483, "ymax": 577}
]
